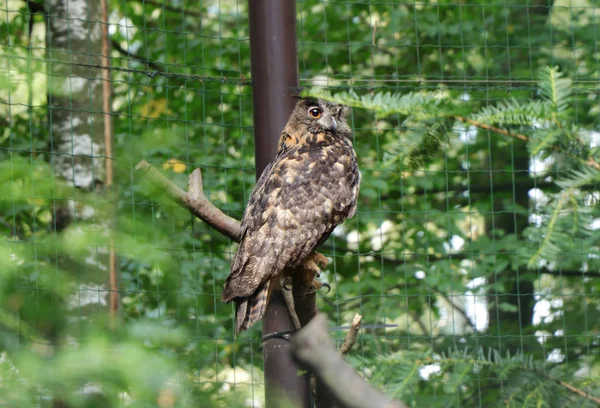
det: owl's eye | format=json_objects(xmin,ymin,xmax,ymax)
[{"xmin": 308, "ymin": 107, "xmax": 323, "ymax": 119}]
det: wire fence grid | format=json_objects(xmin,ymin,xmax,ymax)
[{"xmin": 1, "ymin": 0, "xmax": 599, "ymax": 407}]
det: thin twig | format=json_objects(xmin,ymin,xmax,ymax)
[
  {"xmin": 454, "ymin": 116, "xmax": 529, "ymax": 142},
  {"xmin": 111, "ymin": 40, "xmax": 165, "ymax": 73},
  {"xmin": 340, "ymin": 313, "xmax": 362, "ymax": 355}
]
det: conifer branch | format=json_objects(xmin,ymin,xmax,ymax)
[
  {"xmin": 453, "ymin": 116, "xmax": 529, "ymax": 142},
  {"xmin": 527, "ymin": 189, "xmax": 571, "ymax": 268},
  {"xmin": 554, "ymin": 379, "xmax": 600, "ymax": 405}
]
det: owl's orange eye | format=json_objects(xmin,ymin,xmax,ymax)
[{"xmin": 308, "ymin": 107, "xmax": 323, "ymax": 119}]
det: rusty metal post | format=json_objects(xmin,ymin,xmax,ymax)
[{"xmin": 247, "ymin": 1, "xmax": 310, "ymax": 407}]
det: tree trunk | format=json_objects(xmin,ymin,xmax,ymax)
[
  {"xmin": 45, "ymin": 0, "xmax": 111, "ymax": 310},
  {"xmin": 46, "ymin": 0, "xmax": 105, "ymax": 198},
  {"xmin": 486, "ymin": 143, "xmax": 535, "ymax": 340}
]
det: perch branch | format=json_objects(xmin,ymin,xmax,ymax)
[
  {"xmin": 135, "ymin": 160, "xmax": 241, "ymax": 242},
  {"xmin": 136, "ymin": 159, "xmax": 317, "ymax": 335},
  {"xmin": 340, "ymin": 313, "xmax": 362, "ymax": 355},
  {"xmin": 136, "ymin": 160, "xmax": 317, "ymax": 328},
  {"xmin": 292, "ymin": 314, "xmax": 407, "ymax": 408}
]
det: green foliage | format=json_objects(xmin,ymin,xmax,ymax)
[
  {"xmin": 303, "ymin": 89, "xmax": 464, "ymax": 119},
  {"xmin": 1, "ymin": 0, "xmax": 600, "ymax": 407},
  {"xmin": 471, "ymin": 100, "xmax": 551, "ymax": 127},
  {"xmin": 304, "ymin": 89, "xmax": 460, "ymax": 168},
  {"xmin": 364, "ymin": 348, "xmax": 596, "ymax": 407},
  {"xmin": 313, "ymin": 65, "xmax": 600, "ymax": 272}
]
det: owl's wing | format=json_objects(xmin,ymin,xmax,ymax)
[{"xmin": 222, "ymin": 144, "xmax": 359, "ymax": 302}]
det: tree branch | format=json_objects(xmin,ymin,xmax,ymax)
[
  {"xmin": 291, "ymin": 314, "xmax": 407, "ymax": 408},
  {"xmin": 554, "ymin": 378, "xmax": 600, "ymax": 405},
  {"xmin": 136, "ymin": 160, "xmax": 241, "ymax": 241},
  {"xmin": 134, "ymin": 161, "xmax": 324, "ymax": 326},
  {"xmin": 436, "ymin": 291, "xmax": 477, "ymax": 332},
  {"xmin": 340, "ymin": 313, "xmax": 362, "ymax": 355},
  {"xmin": 111, "ymin": 40, "xmax": 165, "ymax": 73},
  {"xmin": 135, "ymin": 159, "xmax": 324, "ymax": 322},
  {"xmin": 130, "ymin": 0, "xmax": 203, "ymax": 17},
  {"xmin": 454, "ymin": 116, "xmax": 529, "ymax": 142},
  {"xmin": 454, "ymin": 116, "xmax": 600, "ymax": 171},
  {"xmin": 136, "ymin": 159, "xmax": 327, "ymax": 405}
]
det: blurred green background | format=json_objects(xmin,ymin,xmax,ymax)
[{"xmin": 1, "ymin": 0, "xmax": 599, "ymax": 406}]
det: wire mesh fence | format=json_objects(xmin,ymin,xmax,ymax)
[{"xmin": 1, "ymin": 0, "xmax": 599, "ymax": 407}]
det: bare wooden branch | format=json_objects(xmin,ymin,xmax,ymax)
[
  {"xmin": 135, "ymin": 160, "xmax": 241, "ymax": 242},
  {"xmin": 340, "ymin": 313, "xmax": 362, "ymax": 355},
  {"xmin": 292, "ymin": 314, "xmax": 408, "ymax": 408}
]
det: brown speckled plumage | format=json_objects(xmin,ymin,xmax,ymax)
[{"xmin": 222, "ymin": 98, "xmax": 361, "ymax": 333}]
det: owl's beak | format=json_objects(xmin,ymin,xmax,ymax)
[
  {"xmin": 319, "ymin": 116, "xmax": 338, "ymax": 133},
  {"xmin": 329, "ymin": 117, "xmax": 337, "ymax": 133}
]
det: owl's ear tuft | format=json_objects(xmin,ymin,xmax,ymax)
[
  {"xmin": 337, "ymin": 105, "xmax": 351, "ymax": 121},
  {"xmin": 290, "ymin": 90, "xmax": 304, "ymax": 100}
]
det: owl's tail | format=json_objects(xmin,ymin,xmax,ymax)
[{"xmin": 235, "ymin": 280, "xmax": 270, "ymax": 333}]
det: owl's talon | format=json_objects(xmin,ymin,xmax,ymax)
[
  {"xmin": 283, "ymin": 283, "xmax": 292, "ymax": 290},
  {"xmin": 322, "ymin": 282, "xmax": 331, "ymax": 294}
]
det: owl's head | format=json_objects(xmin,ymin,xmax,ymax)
[{"xmin": 287, "ymin": 98, "xmax": 350, "ymax": 136}]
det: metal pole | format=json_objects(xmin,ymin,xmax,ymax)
[
  {"xmin": 247, "ymin": 1, "xmax": 310, "ymax": 408},
  {"xmin": 248, "ymin": 0, "xmax": 299, "ymax": 177}
]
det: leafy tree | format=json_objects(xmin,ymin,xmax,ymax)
[{"xmin": 1, "ymin": 0, "xmax": 599, "ymax": 406}]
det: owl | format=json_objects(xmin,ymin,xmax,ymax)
[{"xmin": 222, "ymin": 98, "xmax": 361, "ymax": 333}]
